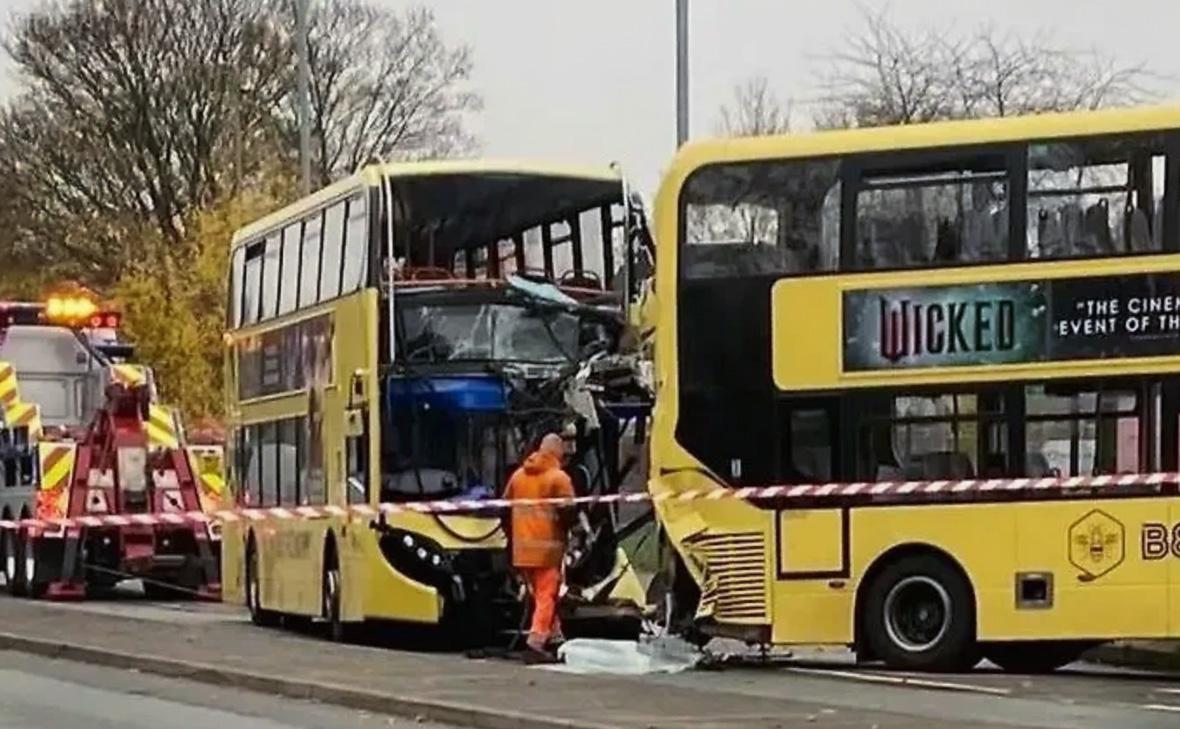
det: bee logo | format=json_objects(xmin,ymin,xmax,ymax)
[{"xmin": 1068, "ymin": 510, "xmax": 1125, "ymax": 580}]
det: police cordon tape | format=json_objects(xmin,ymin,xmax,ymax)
[{"xmin": 1, "ymin": 471, "xmax": 1178, "ymax": 532}]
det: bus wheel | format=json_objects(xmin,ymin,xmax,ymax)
[
  {"xmin": 3, "ymin": 529, "xmax": 23, "ymax": 597},
  {"xmin": 984, "ymin": 641, "xmax": 1095, "ymax": 674},
  {"xmin": 246, "ymin": 540, "xmax": 278, "ymax": 627},
  {"xmin": 863, "ymin": 554, "xmax": 978, "ymax": 672},
  {"xmin": 322, "ymin": 554, "xmax": 346, "ymax": 643}
]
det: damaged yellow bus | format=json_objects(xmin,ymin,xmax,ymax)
[
  {"xmin": 222, "ymin": 160, "xmax": 653, "ymax": 642},
  {"xmin": 650, "ymin": 106, "xmax": 1180, "ymax": 672}
]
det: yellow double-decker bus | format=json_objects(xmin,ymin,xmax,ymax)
[
  {"xmin": 649, "ymin": 106, "xmax": 1180, "ymax": 672},
  {"xmin": 222, "ymin": 160, "xmax": 652, "ymax": 641}
]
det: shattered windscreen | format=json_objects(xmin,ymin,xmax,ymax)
[{"xmin": 400, "ymin": 303, "xmax": 578, "ymax": 364}]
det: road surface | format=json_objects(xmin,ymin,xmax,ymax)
[
  {"xmin": 0, "ymin": 649, "xmax": 460, "ymax": 729},
  {"xmin": 2, "ymin": 590, "xmax": 1178, "ymax": 728}
]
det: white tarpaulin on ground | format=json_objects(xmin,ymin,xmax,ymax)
[{"xmin": 541, "ymin": 636, "xmax": 702, "ymax": 675}]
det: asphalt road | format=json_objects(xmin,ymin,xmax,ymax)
[
  {"xmin": 5, "ymin": 589, "xmax": 1180, "ymax": 729},
  {"xmin": 0, "ymin": 649, "xmax": 461, "ymax": 729}
]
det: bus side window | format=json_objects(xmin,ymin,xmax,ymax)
[
  {"xmin": 278, "ymin": 222, "xmax": 303, "ymax": 316},
  {"xmin": 782, "ymin": 405, "xmax": 834, "ymax": 483},
  {"xmin": 682, "ymin": 160, "xmax": 841, "ymax": 279},
  {"xmin": 854, "ymin": 150, "xmax": 1010, "ymax": 270},
  {"xmin": 341, "ymin": 194, "xmax": 368, "ymax": 294},
  {"xmin": 241, "ymin": 240, "xmax": 265, "ymax": 326},
  {"xmin": 1027, "ymin": 133, "xmax": 1170, "ymax": 260}
]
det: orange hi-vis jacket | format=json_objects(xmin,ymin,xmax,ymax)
[{"xmin": 504, "ymin": 450, "xmax": 575, "ymax": 568}]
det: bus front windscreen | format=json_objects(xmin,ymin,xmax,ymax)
[{"xmin": 400, "ymin": 303, "xmax": 578, "ymax": 365}]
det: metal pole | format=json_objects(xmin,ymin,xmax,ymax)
[
  {"xmin": 675, "ymin": 0, "xmax": 689, "ymax": 147},
  {"xmin": 294, "ymin": 0, "xmax": 313, "ymax": 195}
]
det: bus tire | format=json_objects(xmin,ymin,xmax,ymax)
[
  {"xmin": 984, "ymin": 641, "xmax": 1094, "ymax": 674},
  {"xmin": 862, "ymin": 553, "xmax": 978, "ymax": 672},
  {"xmin": 246, "ymin": 538, "xmax": 279, "ymax": 627},
  {"xmin": 3, "ymin": 528, "xmax": 23, "ymax": 597},
  {"xmin": 322, "ymin": 547, "xmax": 347, "ymax": 643}
]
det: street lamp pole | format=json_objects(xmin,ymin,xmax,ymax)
[
  {"xmin": 675, "ymin": 0, "xmax": 689, "ymax": 147},
  {"xmin": 294, "ymin": 0, "xmax": 313, "ymax": 195}
]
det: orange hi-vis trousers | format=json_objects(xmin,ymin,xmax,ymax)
[{"xmin": 520, "ymin": 566, "xmax": 562, "ymax": 649}]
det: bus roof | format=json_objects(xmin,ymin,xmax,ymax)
[
  {"xmin": 658, "ymin": 104, "xmax": 1180, "ymax": 202},
  {"xmin": 231, "ymin": 159, "xmax": 623, "ymax": 248}
]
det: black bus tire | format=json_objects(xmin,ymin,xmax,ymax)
[
  {"xmin": 322, "ymin": 553, "xmax": 346, "ymax": 642},
  {"xmin": 984, "ymin": 641, "xmax": 1095, "ymax": 674},
  {"xmin": 3, "ymin": 529, "xmax": 23, "ymax": 597},
  {"xmin": 862, "ymin": 553, "xmax": 978, "ymax": 672},
  {"xmin": 24, "ymin": 535, "xmax": 47, "ymax": 599},
  {"xmin": 246, "ymin": 539, "xmax": 279, "ymax": 627}
]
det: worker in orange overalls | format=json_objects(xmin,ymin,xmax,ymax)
[{"xmin": 504, "ymin": 432, "xmax": 575, "ymax": 663}]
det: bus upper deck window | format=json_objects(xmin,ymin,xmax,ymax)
[
  {"xmin": 1027, "ymin": 133, "xmax": 1169, "ymax": 259},
  {"xmin": 855, "ymin": 153, "xmax": 1009, "ymax": 270},
  {"xmin": 681, "ymin": 160, "xmax": 841, "ymax": 279}
]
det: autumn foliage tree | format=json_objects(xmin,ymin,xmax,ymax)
[
  {"xmin": 0, "ymin": 0, "xmax": 478, "ymax": 421},
  {"xmin": 115, "ymin": 168, "xmax": 297, "ymax": 421}
]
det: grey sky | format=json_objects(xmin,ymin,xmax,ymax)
[{"xmin": 3, "ymin": 0, "xmax": 1179, "ymax": 195}]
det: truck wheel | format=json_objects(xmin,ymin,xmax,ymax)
[
  {"xmin": 246, "ymin": 542, "xmax": 278, "ymax": 627},
  {"xmin": 3, "ymin": 529, "xmax": 23, "ymax": 597},
  {"xmin": 23, "ymin": 535, "xmax": 47, "ymax": 599},
  {"xmin": 862, "ymin": 554, "xmax": 978, "ymax": 672},
  {"xmin": 984, "ymin": 641, "xmax": 1094, "ymax": 674}
]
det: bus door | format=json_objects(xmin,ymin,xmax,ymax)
[
  {"xmin": 328, "ymin": 293, "xmax": 377, "ymax": 622},
  {"xmin": 774, "ymin": 399, "xmax": 849, "ymax": 584}
]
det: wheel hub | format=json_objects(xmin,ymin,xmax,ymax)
[{"xmin": 883, "ymin": 575, "xmax": 952, "ymax": 653}]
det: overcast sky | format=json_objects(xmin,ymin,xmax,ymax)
[{"xmin": 3, "ymin": 0, "xmax": 1179, "ymax": 195}]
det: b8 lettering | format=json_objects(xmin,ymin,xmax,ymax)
[{"xmin": 1140, "ymin": 523, "xmax": 1180, "ymax": 560}]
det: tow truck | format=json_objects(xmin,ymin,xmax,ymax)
[{"xmin": 0, "ymin": 294, "xmax": 225, "ymax": 599}]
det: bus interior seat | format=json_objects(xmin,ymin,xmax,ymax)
[
  {"xmin": 1126, "ymin": 206, "xmax": 1152, "ymax": 252},
  {"xmin": 980, "ymin": 452, "xmax": 1007, "ymax": 478},
  {"xmin": 558, "ymin": 270, "xmax": 604, "ymax": 290},
  {"xmin": 858, "ymin": 211, "xmax": 925, "ymax": 267},
  {"xmin": 1083, "ymin": 199, "xmax": 1114, "ymax": 254},
  {"xmin": 1037, "ymin": 208, "xmax": 1066, "ymax": 258},
  {"xmin": 1024, "ymin": 452, "xmax": 1053, "ymax": 478},
  {"xmin": 792, "ymin": 449, "xmax": 828, "ymax": 482},
  {"xmin": 962, "ymin": 206, "xmax": 1009, "ymax": 261}
]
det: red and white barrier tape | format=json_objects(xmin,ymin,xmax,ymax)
[{"xmin": 1, "ymin": 471, "xmax": 1176, "ymax": 532}]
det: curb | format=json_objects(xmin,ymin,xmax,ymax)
[
  {"xmin": 1086, "ymin": 643, "xmax": 1180, "ymax": 673},
  {"xmin": 0, "ymin": 632, "xmax": 615, "ymax": 729}
]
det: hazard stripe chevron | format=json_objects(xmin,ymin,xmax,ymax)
[
  {"xmin": 1, "ymin": 471, "xmax": 1178, "ymax": 532},
  {"xmin": 4, "ymin": 402, "xmax": 41, "ymax": 436},
  {"xmin": 0, "ymin": 363, "xmax": 18, "ymax": 407},
  {"xmin": 199, "ymin": 471, "xmax": 226, "ymax": 496},
  {"xmin": 111, "ymin": 364, "xmax": 147, "ymax": 387},
  {"xmin": 147, "ymin": 404, "xmax": 179, "ymax": 449},
  {"xmin": 35, "ymin": 443, "xmax": 74, "ymax": 520},
  {"xmin": 38, "ymin": 443, "xmax": 75, "ymax": 492}
]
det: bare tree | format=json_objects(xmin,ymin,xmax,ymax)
[
  {"xmin": 303, "ymin": 2, "xmax": 480, "ymax": 185},
  {"xmin": 716, "ymin": 76, "xmax": 792, "ymax": 137},
  {"xmin": 816, "ymin": 8, "xmax": 1155, "ymax": 128},
  {"xmin": 0, "ymin": 0, "xmax": 480, "ymax": 284},
  {"xmin": 0, "ymin": 0, "xmax": 290, "ymax": 282},
  {"xmin": 691, "ymin": 77, "xmax": 793, "ymax": 245}
]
